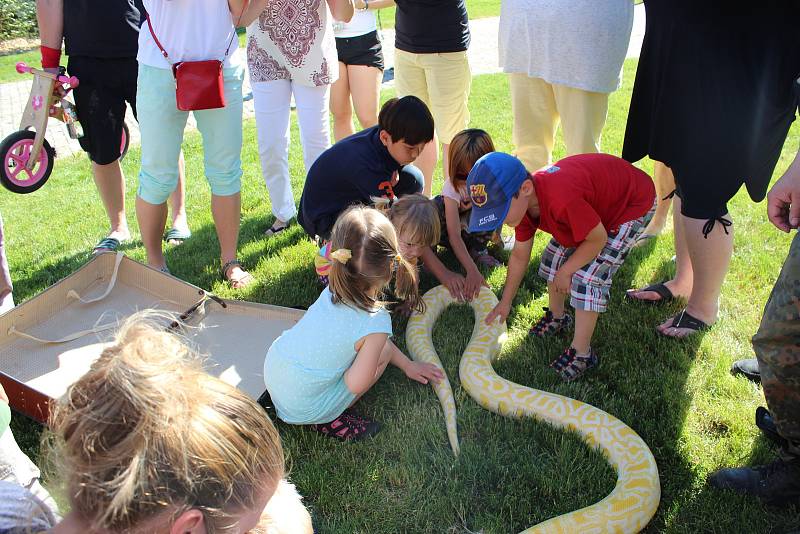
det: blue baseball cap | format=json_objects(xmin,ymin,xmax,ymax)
[{"xmin": 467, "ymin": 152, "xmax": 528, "ymax": 233}]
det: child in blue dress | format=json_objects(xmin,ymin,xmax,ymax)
[{"xmin": 264, "ymin": 205, "xmax": 444, "ymax": 441}]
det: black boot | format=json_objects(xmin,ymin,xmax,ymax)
[
  {"xmin": 709, "ymin": 455, "xmax": 800, "ymax": 506},
  {"xmin": 730, "ymin": 358, "xmax": 761, "ymax": 383},
  {"xmin": 756, "ymin": 407, "xmax": 788, "ymax": 448}
]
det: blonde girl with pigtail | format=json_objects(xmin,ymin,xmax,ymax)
[{"xmin": 264, "ymin": 205, "xmax": 444, "ymax": 441}]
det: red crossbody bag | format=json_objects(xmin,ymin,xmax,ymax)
[{"xmin": 146, "ymin": 6, "xmax": 244, "ymax": 111}]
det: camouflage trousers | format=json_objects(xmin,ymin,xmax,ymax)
[{"xmin": 753, "ymin": 231, "xmax": 800, "ymax": 453}]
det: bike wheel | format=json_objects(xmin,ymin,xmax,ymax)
[
  {"xmin": 0, "ymin": 130, "xmax": 55, "ymax": 194},
  {"xmin": 120, "ymin": 121, "xmax": 130, "ymax": 161}
]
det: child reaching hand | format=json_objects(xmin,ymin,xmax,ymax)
[
  {"xmin": 467, "ymin": 152, "xmax": 656, "ymax": 381},
  {"xmin": 432, "ymin": 129, "xmax": 500, "ymax": 301},
  {"xmin": 264, "ymin": 206, "xmax": 444, "ymax": 441}
]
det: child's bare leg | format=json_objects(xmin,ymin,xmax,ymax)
[
  {"xmin": 571, "ymin": 309, "xmax": 599, "ymax": 355},
  {"xmin": 547, "ymin": 282, "xmax": 568, "ymax": 317}
]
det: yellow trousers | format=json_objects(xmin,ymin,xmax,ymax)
[{"xmin": 509, "ymin": 73, "xmax": 609, "ymax": 171}]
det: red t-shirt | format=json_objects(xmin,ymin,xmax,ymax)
[{"xmin": 515, "ymin": 154, "xmax": 656, "ymax": 247}]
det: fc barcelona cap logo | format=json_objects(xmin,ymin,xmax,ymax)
[{"xmin": 470, "ymin": 184, "xmax": 488, "ymax": 207}]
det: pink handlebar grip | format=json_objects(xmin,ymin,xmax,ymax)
[
  {"xmin": 58, "ymin": 75, "xmax": 79, "ymax": 88},
  {"xmin": 15, "ymin": 62, "xmax": 32, "ymax": 74}
]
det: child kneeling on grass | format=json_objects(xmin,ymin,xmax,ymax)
[
  {"xmin": 264, "ymin": 206, "xmax": 444, "ymax": 441},
  {"xmin": 469, "ymin": 152, "xmax": 656, "ymax": 381},
  {"xmin": 431, "ymin": 129, "xmax": 501, "ymax": 302}
]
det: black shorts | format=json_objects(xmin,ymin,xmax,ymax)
[
  {"xmin": 335, "ymin": 31, "xmax": 384, "ymax": 70},
  {"xmin": 67, "ymin": 56, "xmax": 138, "ymax": 165}
]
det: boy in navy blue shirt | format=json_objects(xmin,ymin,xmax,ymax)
[{"xmin": 299, "ymin": 96, "xmax": 431, "ymax": 241}]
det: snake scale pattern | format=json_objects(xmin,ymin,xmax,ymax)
[{"xmin": 406, "ymin": 285, "xmax": 661, "ymax": 533}]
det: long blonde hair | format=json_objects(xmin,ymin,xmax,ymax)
[
  {"xmin": 45, "ymin": 313, "xmax": 285, "ymax": 533},
  {"xmin": 328, "ymin": 205, "xmax": 421, "ymax": 313}
]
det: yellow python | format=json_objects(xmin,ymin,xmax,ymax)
[{"xmin": 406, "ymin": 285, "xmax": 661, "ymax": 533}]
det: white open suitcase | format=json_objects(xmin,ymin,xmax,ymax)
[{"xmin": 0, "ymin": 252, "xmax": 303, "ymax": 423}]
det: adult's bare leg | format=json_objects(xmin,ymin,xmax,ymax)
[
  {"xmin": 348, "ymin": 64, "xmax": 381, "ymax": 130},
  {"xmin": 330, "ymin": 62, "xmax": 354, "ymax": 142},
  {"xmin": 415, "ymin": 135, "xmax": 438, "ymax": 197},
  {"xmin": 643, "ymin": 161, "xmax": 675, "ymax": 236},
  {"xmin": 628, "ymin": 195, "xmax": 693, "ymax": 302},
  {"xmin": 658, "ymin": 210, "xmax": 733, "ymax": 337},
  {"xmin": 135, "ymin": 195, "xmax": 168, "ymax": 270},
  {"xmin": 211, "ymin": 192, "xmax": 252, "ymax": 288},
  {"xmin": 92, "ymin": 160, "xmax": 130, "ymax": 243}
]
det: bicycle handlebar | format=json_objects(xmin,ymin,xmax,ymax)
[{"xmin": 15, "ymin": 62, "xmax": 79, "ymax": 88}]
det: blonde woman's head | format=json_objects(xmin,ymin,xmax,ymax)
[
  {"xmin": 46, "ymin": 314, "xmax": 285, "ymax": 534},
  {"xmin": 327, "ymin": 205, "xmax": 421, "ymax": 313}
]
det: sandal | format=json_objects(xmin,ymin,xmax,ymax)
[
  {"xmin": 659, "ymin": 309, "xmax": 710, "ymax": 338},
  {"xmin": 164, "ymin": 227, "xmax": 191, "ymax": 245},
  {"xmin": 264, "ymin": 220, "xmax": 289, "ymax": 237},
  {"xmin": 626, "ymin": 282, "xmax": 675, "ymax": 304},
  {"xmin": 222, "ymin": 259, "xmax": 255, "ymax": 289},
  {"xmin": 93, "ymin": 236, "xmax": 120, "ymax": 255},
  {"xmin": 529, "ymin": 308, "xmax": 573, "ymax": 338},
  {"xmin": 551, "ymin": 347, "xmax": 599, "ymax": 382},
  {"xmin": 312, "ymin": 409, "xmax": 381, "ymax": 442}
]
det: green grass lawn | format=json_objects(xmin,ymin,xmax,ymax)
[
  {"xmin": 0, "ymin": 48, "xmax": 39, "ymax": 83},
  {"xmin": 4, "ymin": 60, "xmax": 800, "ymax": 532}
]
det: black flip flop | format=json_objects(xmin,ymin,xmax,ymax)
[
  {"xmin": 164, "ymin": 227, "xmax": 191, "ymax": 244},
  {"xmin": 659, "ymin": 309, "xmax": 709, "ymax": 337},
  {"xmin": 626, "ymin": 282, "xmax": 674, "ymax": 304},
  {"xmin": 264, "ymin": 221, "xmax": 289, "ymax": 237},
  {"xmin": 93, "ymin": 236, "xmax": 120, "ymax": 255}
]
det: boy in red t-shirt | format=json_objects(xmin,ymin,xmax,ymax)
[{"xmin": 468, "ymin": 152, "xmax": 656, "ymax": 381}]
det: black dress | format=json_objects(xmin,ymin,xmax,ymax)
[{"xmin": 622, "ymin": 0, "xmax": 800, "ymax": 222}]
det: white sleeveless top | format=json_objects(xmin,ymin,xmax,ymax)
[
  {"xmin": 334, "ymin": 10, "xmax": 377, "ymax": 38},
  {"xmin": 138, "ymin": 0, "xmax": 242, "ymax": 70}
]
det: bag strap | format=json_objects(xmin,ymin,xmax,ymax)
[
  {"xmin": 147, "ymin": 0, "xmax": 249, "ymax": 63},
  {"xmin": 224, "ymin": 0, "xmax": 249, "ymax": 59},
  {"xmin": 146, "ymin": 14, "xmax": 170, "ymax": 61}
]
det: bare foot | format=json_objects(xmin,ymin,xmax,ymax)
[{"xmin": 224, "ymin": 263, "xmax": 255, "ymax": 289}]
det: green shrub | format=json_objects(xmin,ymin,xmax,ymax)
[{"xmin": 0, "ymin": 0, "xmax": 38, "ymax": 41}]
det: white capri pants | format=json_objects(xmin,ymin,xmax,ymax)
[{"xmin": 252, "ymin": 80, "xmax": 331, "ymax": 223}]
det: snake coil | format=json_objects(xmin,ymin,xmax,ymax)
[{"xmin": 406, "ymin": 285, "xmax": 660, "ymax": 533}]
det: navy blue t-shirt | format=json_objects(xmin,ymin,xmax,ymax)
[
  {"xmin": 394, "ymin": 0, "xmax": 470, "ymax": 54},
  {"xmin": 299, "ymin": 126, "xmax": 420, "ymax": 239}
]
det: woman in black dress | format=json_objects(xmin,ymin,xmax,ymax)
[{"xmin": 624, "ymin": 0, "xmax": 800, "ymax": 337}]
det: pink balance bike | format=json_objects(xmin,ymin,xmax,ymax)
[{"xmin": 0, "ymin": 62, "xmax": 130, "ymax": 194}]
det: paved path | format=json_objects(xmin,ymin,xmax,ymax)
[{"xmin": 0, "ymin": 4, "xmax": 645, "ymax": 159}]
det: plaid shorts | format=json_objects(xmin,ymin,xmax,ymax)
[{"xmin": 538, "ymin": 200, "xmax": 656, "ymax": 313}]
